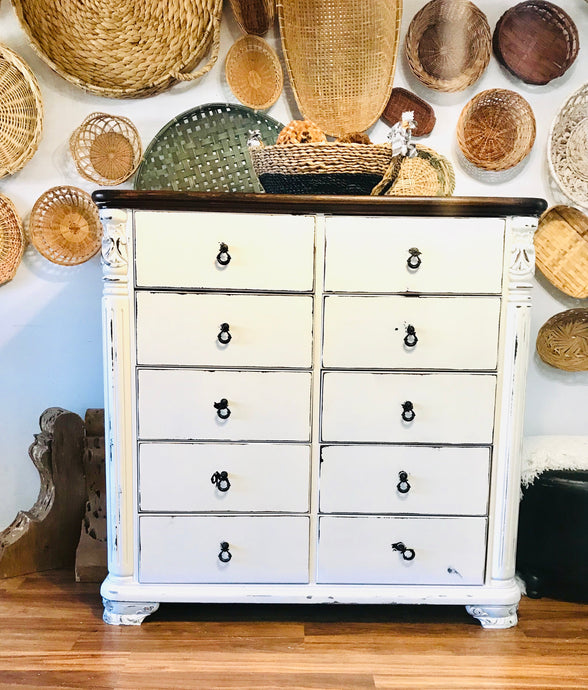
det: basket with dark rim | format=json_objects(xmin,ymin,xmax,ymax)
[
  {"xmin": 225, "ymin": 35, "xmax": 283, "ymax": 110},
  {"xmin": 536, "ymin": 308, "xmax": 588, "ymax": 372},
  {"xmin": 0, "ymin": 193, "xmax": 25, "ymax": 285},
  {"xmin": 229, "ymin": 0, "xmax": 275, "ymax": 35}
]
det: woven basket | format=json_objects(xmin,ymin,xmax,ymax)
[
  {"xmin": 70, "ymin": 113, "xmax": 142, "ymax": 186},
  {"xmin": 225, "ymin": 36, "xmax": 283, "ymax": 110},
  {"xmin": 372, "ymin": 145, "xmax": 455, "ymax": 197},
  {"xmin": 537, "ymin": 309, "xmax": 588, "ymax": 372},
  {"xmin": 405, "ymin": 0, "xmax": 491, "ymax": 92},
  {"xmin": 493, "ymin": 2, "xmax": 579, "ymax": 86},
  {"xmin": 11, "ymin": 0, "xmax": 223, "ymax": 98},
  {"xmin": 456, "ymin": 89, "xmax": 536, "ymax": 171},
  {"xmin": 381, "ymin": 88, "xmax": 436, "ymax": 136},
  {"xmin": 548, "ymin": 84, "xmax": 588, "ymax": 209},
  {"xmin": 277, "ymin": 0, "xmax": 403, "ymax": 137},
  {"xmin": 0, "ymin": 44, "xmax": 43, "ymax": 178},
  {"xmin": 229, "ymin": 0, "xmax": 275, "ymax": 35},
  {"xmin": 0, "ymin": 194, "xmax": 25, "ymax": 285},
  {"xmin": 535, "ymin": 205, "xmax": 588, "ymax": 299},
  {"xmin": 28, "ymin": 187, "xmax": 101, "ymax": 266}
]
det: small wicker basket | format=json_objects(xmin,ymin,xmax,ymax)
[
  {"xmin": 225, "ymin": 36, "xmax": 283, "ymax": 110},
  {"xmin": 0, "ymin": 193, "xmax": 25, "ymax": 285},
  {"xmin": 70, "ymin": 113, "xmax": 142, "ymax": 186},
  {"xmin": 536, "ymin": 308, "xmax": 588, "ymax": 372},
  {"xmin": 381, "ymin": 88, "xmax": 436, "ymax": 136},
  {"xmin": 229, "ymin": 0, "xmax": 275, "ymax": 35},
  {"xmin": 456, "ymin": 89, "xmax": 536, "ymax": 171},
  {"xmin": 28, "ymin": 187, "xmax": 102, "ymax": 266},
  {"xmin": 372, "ymin": 145, "xmax": 455, "ymax": 197}
]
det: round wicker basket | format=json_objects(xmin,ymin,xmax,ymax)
[
  {"xmin": 229, "ymin": 0, "xmax": 275, "ymax": 35},
  {"xmin": 225, "ymin": 36, "xmax": 283, "ymax": 110},
  {"xmin": 405, "ymin": 0, "xmax": 491, "ymax": 92},
  {"xmin": 28, "ymin": 187, "xmax": 102, "ymax": 266},
  {"xmin": 0, "ymin": 193, "xmax": 25, "ymax": 285},
  {"xmin": 456, "ymin": 89, "xmax": 536, "ymax": 171},
  {"xmin": 70, "ymin": 113, "xmax": 142, "ymax": 185},
  {"xmin": 537, "ymin": 308, "xmax": 588, "ymax": 372},
  {"xmin": 0, "ymin": 44, "xmax": 43, "ymax": 179},
  {"xmin": 389, "ymin": 146, "xmax": 455, "ymax": 197}
]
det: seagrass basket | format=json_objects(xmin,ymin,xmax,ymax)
[
  {"xmin": 229, "ymin": 0, "xmax": 275, "ymax": 35},
  {"xmin": 537, "ymin": 309, "xmax": 588, "ymax": 372},
  {"xmin": 28, "ymin": 187, "xmax": 102, "ymax": 266},
  {"xmin": 11, "ymin": 0, "xmax": 223, "ymax": 98},
  {"xmin": 0, "ymin": 194, "xmax": 25, "ymax": 285},
  {"xmin": 372, "ymin": 145, "xmax": 455, "ymax": 197},
  {"xmin": 535, "ymin": 205, "xmax": 588, "ymax": 299},
  {"xmin": 456, "ymin": 89, "xmax": 536, "ymax": 171},
  {"xmin": 70, "ymin": 113, "xmax": 142, "ymax": 185},
  {"xmin": 0, "ymin": 44, "xmax": 43, "ymax": 178},
  {"xmin": 405, "ymin": 0, "xmax": 491, "ymax": 92},
  {"xmin": 225, "ymin": 36, "xmax": 283, "ymax": 110}
]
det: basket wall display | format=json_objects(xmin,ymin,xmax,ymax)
[
  {"xmin": 0, "ymin": 44, "xmax": 43, "ymax": 178},
  {"xmin": 135, "ymin": 104, "xmax": 284, "ymax": 193},
  {"xmin": 372, "ymin": 145, "xmax": 455, "ymax": 197},
  {"xmin": 28, "ymin": 187, "xmax": 102, "ymax": 266},
  {"xmin": 549, "ymin": 84, "xmax": 588, "ymax": 209},
  {"xmin": 277, "ymin": 0, "xmax": 403, "ymax": 137},
  {"xmin": 456, "ymin": 89, "xmax": 536, "ymax": 171},
  {"xmin": 11, "ymin": 0, "xmax": 223, "ymax": 98},
  {"xmin": 229, "ymin": 0, "xmax": 275, "ymax": 35},
  {"xmin": 493, "ymin": 1, "xmax": 579, "ymax": 86},
  {"xmin": 225, "ymin": 36, "xmax": 283, "ymax": 110},
  {"xmin": 0, "ymin": 194, "xmax": 25, "ymax": 285},
  {"xmin": 70, "ymin": 113, "xmax": 142, "ymax": 186},
  {"xmin": 535, "ymin": 205, "xmax": 588, "ymax": 299},
  {"xmin": 536, "ymin": 309, "xmax": 588, "ymax": 372},
  {"xmin": 381, "ymin": 87, "xmax": 436, "ymax": 136},
  {"xmin": 405, "ymin": 0, "xmax": 491, "ymax": 92}
]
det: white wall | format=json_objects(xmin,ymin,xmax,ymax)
[{"xmin": 1, "ymin": 0, "xmax": 586, "ymax": 530}]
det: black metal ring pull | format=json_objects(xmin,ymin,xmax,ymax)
[
  {"xmin": 217, "ymin": 322, "xmax": 232, "ymax": 344},
  {"xmin": 211, "ymin": 470, "xmax": 231, "ymax": 492},
  {"xmin": 404, "ymin": 325, "xmax": 418, "ymax": 347},
  {"xmin": 392, "ymin": 541, "xmax": 416, "ymax": 561},
  {"xmin": 397, "ymin": 471, "xmax": 411, "ymax": 494},
  {"xmin": 407, "ymin": 247, "xmax": 422, "ymax": 270},
  {"xmin": 214, "ymin": 398, "xmax": 231, "ymax": 419},
  {"xmin": 401, "ymin": 401, "xmax": 415, "ymax": 422},
  {"xmin": 216, "ymin": 242, "xmax": 231, "ymax": 266},
  {"xmin": 218, "ymin": 541, "xmax": 232, "ymax": 562}
]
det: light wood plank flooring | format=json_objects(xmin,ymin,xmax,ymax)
[{"xmin": 1, "ymin": 570, "xmax": 587, "ymax": 689}]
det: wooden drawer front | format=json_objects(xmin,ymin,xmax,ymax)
[
  {"xmin": 317, "ymin": 516, "xmax": 486, "ymax": 584},
  {"xmin": 139, "ymin": 515, "xmax": 309, "ymax": 583},
  {"xmin": 319, "ymin": 446, "xmax": 490, "ymax": 515},
  {"xmin": 324, "ymin": 216, "xmax": 504, "ymax": 294},
  {"xmin": 138, "ymin": 370, "xmax": 312, "ymax": 441},
  {"xmin": 322, "ymin": 296, "xmax": 500, "ymax": 370},
  {"xmin": 321, "ymin": 373, "xmax": 496, "ymax": 444},
  {"xmin": 134, "ymin": 211, "xmax": 315, "ymax": 291},
  {"xmin": 136, "ymin": 293, "xmax": 313, "ymax": 367},
  {"xmin": 139, "ymin": 443, "xmax": 311, "ymax": 513}
]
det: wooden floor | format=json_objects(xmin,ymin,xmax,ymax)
[{"xmin": 1, "ymin": 570, "xmax": 587, "ymax": 689}]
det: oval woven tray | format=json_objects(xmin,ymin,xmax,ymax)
[
  {"xmin": 135, "ymin": 103, "xmax": 284, "ymax": 193},
  {"xmin": 0, "ymin": 193, "xmax": 25, "ymax": 285},
  {"xmin": 537, "ymin": 308, "xmax": 588, "ymax": 372},
  {"xmin": 381, "ymin": 87, "xmax": 436, "ymax": 136},
  {"xmin": 229, "ymin": 0, "xmax": 275, "ymax": 35},
  {"xmin": 225, "ymin": 35, "xmax": 283, "ymax": 110}
]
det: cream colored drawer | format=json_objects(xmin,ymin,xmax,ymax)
[
  {"xmin": 139, "ymin": 443, "xmax": 310, "ymax": 513},
  {"xmin": 324, "ymin": 216, "xmax": 504, "ymax": 294},
  {"xmin": 138, "ymin": 369, "xmax": 312, "ymax": 441},
  {"xmin": 134, "ymin": 211, "xmax": 315, "ymax": 291},
  {"xmin": 136, "ymin": 293, "xmax": 313, "ymax": 367},
  {"xmin": 321, "ymin": 372, "xmax": 496, "ymax": 444},
  {"xmin": 317, "ymin": 516, "xmax": 486, "ymax": 584},
  {"xmin": 319, "ymin": 446, "xmax": 490, "ymax": 515},
  {"xmin": 322, "ymin": 295, "xmax": 500, "ymax": 370}
]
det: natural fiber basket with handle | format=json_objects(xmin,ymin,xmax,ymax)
[
  {"xmin": 225, "ymin": 36, "xmax": 283, "ymax": 110},
  {"xmin": 537, "ymin": 308, "xmax": 588, "ymax": 372},
  {"xmin": 11, "ymin": 0, "xmax": 223, "ymax": 98},
  {"xmin": 0, "ymin": 193, "xmax": 25, "ymax": 285}
]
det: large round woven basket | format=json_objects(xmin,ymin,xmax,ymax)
[
  {"xmin": 11, "ymin": 0, "xmax": 223, "ymax": 98},
  {"xmin": 536, "ymin": 308, "xmax": 588, "ymax": 372},
  {"xmin": 229, "ymin": 0, "xmax": 275, "ymax": 35},
  {"xmin": 0, "ymin": 193, "xmax": 25, "ymax": 285},
  {"xmin": 405, "ymin": 0, "xmax": 491, "ymax": 92},
  {"xmin": 457, "ymin": 89, "xmax": 536, "ymax": 171},
  {"xmin": 225, "ymin": 35, "xmax": 283, "ymax": 110},
  {"xmin": 0, "ymin": 44, "xmax": 43, "ymax": 178}
]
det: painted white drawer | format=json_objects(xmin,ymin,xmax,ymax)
[
  {"xmin": 322, "ymin": 295, "xmax": 500, "ymax": 370},
  {"xmin": 136, "ymin": 293, "xmax": 313, "ymax": 367},
  {"xmin": 134, "ymin": 211, "xmax": 315, "ymax": 291},
  {"xmin": 317, "ymin": 516, "xmax": 486, "ymax": 584},
  {"xmin": 324, "ymin": 216, "xmax": 504, "ymax": 294},
  {"xmin": 321, "ymin": 372, "xmax": 496, "ymax": 444},
  {"xmin": 319, "ymin": 446, "xmax": 490, "ymax": 515},
  {"xmin": 139, "ymin": 515, "xmax": 309, "ymax": 583},
  {"xmin": 138, "ymin": 369, "xmax": 312, "ymax": 441},
  {"xmin": 139, "ymin": 443, "xmax": 311, "ymax": 512}
]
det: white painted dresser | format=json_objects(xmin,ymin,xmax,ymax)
[{"xmin": 95, "ymin": 192, "xmax": 546, "ymax": 628}]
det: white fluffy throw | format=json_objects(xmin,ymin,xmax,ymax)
[{"xmin": 521, "ymin": 436, "xmax": 588, "ymax": 487}]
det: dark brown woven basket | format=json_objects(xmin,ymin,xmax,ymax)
[
  {"xmin": 381, "ymin": 88, "xmax": 436, "ymax": 136},
  {"xmin": 537, "ymin": 308, "xmax": 588, "ymax": 372},
  {"xmin": 229, "ymin": 0, "xmax": 275, "ymax": 35}
]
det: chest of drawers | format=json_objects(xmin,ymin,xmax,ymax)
[{"xmin": 95, "ymin": 192, "xmax": 546, "ymax": 628}]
